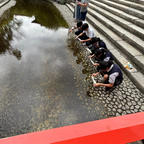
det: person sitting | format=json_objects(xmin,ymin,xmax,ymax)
[
  {"xmin": 92, "ymin": 61, "xmax": 123, "ymax": 91},
  {"xmin": 89, "ymin": 48, "xmax": 114, "ymax": 66},
  {"xmin": 88, "ymin": 37, "xmax": 107, "ymax": 54},
  {"xmin": 75, "ymin": 23, "xmax": 95, "ymax": 46}
]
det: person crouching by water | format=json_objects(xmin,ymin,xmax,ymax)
[
  {"xmin": 89, "ymin": 48, "xmax": 114, "ymax": 66},
  {"xmin": 75, "ymin": 23, "xmax": 95, "ymax": 46},
  {"xmin": 69, "ymin": 21, "xmax": 83, "ymax": 36},
  {"xmin": 92, "ymin": 61, "xmax": 123, "ymax": 91}
]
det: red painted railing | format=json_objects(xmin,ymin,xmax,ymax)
[{"xmin": 0, "ymin": 112, "xmax": 144, "ymax": 144}]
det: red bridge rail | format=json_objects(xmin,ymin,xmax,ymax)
[{"xmin": 0, "ymin": 112, "xmax": 144, "ymax": 144}]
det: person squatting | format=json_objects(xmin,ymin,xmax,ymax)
[{"xmin": 69, "ymin": 22, "xmax": 123, "ymax": 92}]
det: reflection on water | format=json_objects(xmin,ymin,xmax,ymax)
[
  {"xmin": 0, "ymin": 0, "xmax": 104, "ymax": 138},
  {"xmin": 0, "ymin": 0, "xmax": 71, "ymax": 138},
  {"xmin": 0, "ymin": 0, "xmax": 68, "ymax": 58}
]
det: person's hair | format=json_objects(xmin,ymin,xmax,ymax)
[
  {"xmin": 98, "ymin": 60, "xmax": 113, "ymax": 70},
  {"xmin": 94, "ymin": 48, "xmax": 103, "ymax": 56},
  {"xmin": 77, "ymin": 21, "xmax": 83, "ymax": 28},
  {"xmin": 94, "ymin": 48, "xmax": 107, "ymax": 56},
  {"xmin": 91, "ymin": 37, "xmax": 100, "ymax": 44},
  {"xmin": 82, "ymin": 23, "xmax": 89, "ymax": 30}
]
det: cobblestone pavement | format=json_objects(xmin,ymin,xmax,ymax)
[{"xmin": 54, "ymin": 2, "xmax": 144, "ymax": 117}]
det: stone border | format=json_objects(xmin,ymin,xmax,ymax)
[{"xmin": 0, "ymin": 0, "xmax": 11, "ymax": 8}]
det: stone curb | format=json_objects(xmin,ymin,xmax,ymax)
[{"xmin": 0, "ymin": 0, "xmax": 10, "ymax": 8}]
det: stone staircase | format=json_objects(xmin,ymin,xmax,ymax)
[{"xmin": 66, "ymin": 0, "xmax": 144, "ymax": 93}]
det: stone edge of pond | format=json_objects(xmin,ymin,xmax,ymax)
[
  {"xmin": 52, "ymin": 1, "xmax": 74, "ymax": 27},
  {"xmin": 0, "ymin": 0, "xmax": 11, "ymax": 9},
  {"xmin": 0, "ymin": 0, "xmax": 16, "ymax": 18}
]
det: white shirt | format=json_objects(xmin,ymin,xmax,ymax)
[
  {"xmin": 83, "ymin": 27, "xmax": 95, "ymax": 38},
  {"xmin": 107, "ymin": 64, "xmax": 119, "ymax": 84}
]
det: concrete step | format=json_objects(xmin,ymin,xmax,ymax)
[
  {"xmin": 66, "ymin": 3, "xmax": 144, "ymax": 94},
  {"xmin": 0, "ymin": 0, "xmax": 10, "ymax": 8},
  {"xmin": 107, "ymin": 0, "xmax": 144, "ymax": 12},
  {"xmin": 94, "ymin": 0, "xmax": 144, "ymax": 20},
  {"xmin": 89, "ymin": 1, "xmax": 144, "ymax": 40},
  {"xmin": 90, "ymin": 0, "xmax": 144, "ymax": 29},
  {"xmin": 122, "ymin": 0, "xmax": 144, "ymax": 5},
  {"xmin": 71, "ymin": 3, "xmax": 144, "ymax": 55}
]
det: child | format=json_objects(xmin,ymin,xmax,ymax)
[
  {"xmin": 75, "ymin": 23, "xmax": 95, "ymax": 46},
  {"xmin": 89, "ymin": 48, "xmax": 114, "ymax": 66},
  {"xmin": 92, "ymin": 61, "xmax": 123, "ymax": 91}
]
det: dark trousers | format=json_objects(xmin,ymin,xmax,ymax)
[{"xmin": 80, "ymin": 11, "xmax": 87, "ymax": 21}]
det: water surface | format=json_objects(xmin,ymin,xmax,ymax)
[{"xmin": 0, "ymin": 0, "xmax": 105, "ymax": 138}]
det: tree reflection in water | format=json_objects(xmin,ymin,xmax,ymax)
[
  {"xmin": 0, "ymin": 0, "xmax": 68, "ymax": 60},
  {"xmin": 0, "ymin": 17, "xmax": 22, "ymax": 60}
]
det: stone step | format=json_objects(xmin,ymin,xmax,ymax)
[
  {"xmin": 94, "ymin": 0, "xmax": 144, "ymax": 20},
  {"xmin": 90, "ymin": 0, "xmax": 144, "ymax": 29},
  {"xmin": 123, "ymin": 0, "xmax": 144, "ymax": 5},
  {"xmin": 89, "ymin": 1, "xmax": 144, "ymax": 41},
  {"xmin": 71, "ymin": 3, "xmax": 144, "ymax": 55},
  {"xmin": 66, "ymin": 3, "xmax": 144, "ymax": 93},
  {"xmin": 107, "ymin": 0, "xmax": 144, "ymax": 12},
  {"xmin": 0, "ymin": 0, "xmax": 10, "ymax": 8}
]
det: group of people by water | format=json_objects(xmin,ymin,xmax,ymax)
[{"xmin": 69, "ymin": 19, "xmax": 123, "ymax": 92}]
